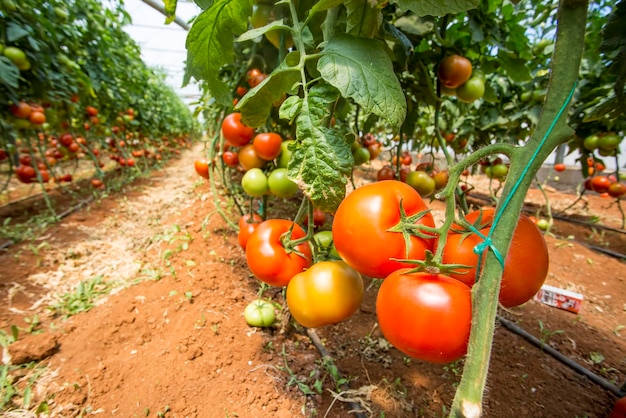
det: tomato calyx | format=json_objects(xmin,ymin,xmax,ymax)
[
  {"xmin": 392, "ymin": 250, "xmax": 473, "ymax": 277},
  {"xmin": 385, "ymin": 199, "xmax": 435, "ymax": 257},
  {"xmin": 279, "ymin": 225, "xmax": 310, "ymax": 259}
]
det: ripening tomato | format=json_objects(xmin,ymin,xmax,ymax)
[
  {"xmin": 85, "ymin": 106, "xmax": 98, "ymax": 116},
  {"xmin": 376, "ymin": 269, "xmax": 472, "ymax": 363},
  {"xmin": 222, "ymin": 113, "xmax": 254, "ymax": 146},
  {"xmin": 28, "ymin": 111, "xmax": 46, "ymax": 125},
  {"xmin": 239, "ymin": 144, "xmax": 267, "ymax": 171},
  {"xmin": 433, "ymin": 170, "xmax": 449, "ymax": 190},
  {"xmin": 194, "ymin": 158, "xmax": 212, "ymax": 179},
  {"xmin": 253, "ymin": 132, "xmax": 282, "ymax": 160},
  {"xmin": 332, "ymin": 180, "xmax": 435, "ymax": 278},
  {"xmin": 554, "ymin": 163, "xmax": 566, "ymax": 172},
  {"xmin": 91, "ymin": 178, "xmax": 104, "ymax": 189},
  {"xmin": 287, "ymin": 261, "xmax": 364, "ymax": 328},
  {"xmin": 441, "ymin": 209, "xmax": 549, "ymax": 307},
  {"xmin": 10, "ymin": 102, "xmax": 32, "ymax": 119},
  {"xmin": 238, "ymin": 213, "xmax": 263, "ymax": 250},
  {"xmin": 437, "ymin": 55, "xmax": 473, "ymax": 89},
  {"xmin": 377, "ymin": 166, "xmax": 395, "ymax": 181},
  {"xmin": 405, "ymin": 171, "xmax": 436, "ymax": 197},
  {"xmin": 608, "ymin": 182, "xmax": 626, "ymax": 198},
  {"xmin": 246, "ymin": 219, "xmax": 312, "ymax": 286}
]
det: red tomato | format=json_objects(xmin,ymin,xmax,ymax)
[
  {"xmin": 554, "ymin": 163, "xmax": 566, "ymax": 172},
  {"xmin": 253, "ymin": 132, "xmax": 282, "ymax": 160},
  {"xmin": 15, "ymin": 165, "xmax": 36, "ymax": 183},
  {"xmin": 376, "ymin": 269, "xmax": 472, "ymax": 363},
  {"xmin": 246, "ymin": 219, "xmax": 313, "ymax": 286},
  {"xmin": 222, "ymin": 151, "xmax": 239, "ymax": 167},
  {"xmin": 441, "ymin": 209, "xmax": 549, "ymax": 307},
  {"xmin": 610, "ymin": 396, "xmax": 626, "ymax": 418},
  {"xmin": 304, "ymin": 208, "xmax": 326, "ymax": 228},
  {"xmin": 10, "ymin": 102, "xmax": 32, "ymax": 119},
  {"xmin": 332, "ymin": 180, "xmax": 435, "ymax": 278},
  {"xmin": 437, "ymin": 55, "xmax": 473, "ymax": 89},
  {"xmin": 85, "ymin": 106, "xmax": 99, "ymax": 116},
  {"xmin": 238, "ymin": 213, "xmax": 263, "ymax": 250},
  {"xmin": 91, "ymin": 178, "xmax": 104, "ymax": 189},
  {"xmin": 194, "ymin": 158, "xmax": 212, "ymax": 179},
  {"xmin": 222, "ymin": 113, "xmax": 254, "ymax": 146},
  {"xmin": 286, "ymin": 261, "xmax": 364, "ymax": 328},
  {"xmin": 591, "ymin": 176, "xmax": 611, "ymax": 193},
  {"xmin": 29, "ymin": 111, "xmax": 46, "ymax": 125}
]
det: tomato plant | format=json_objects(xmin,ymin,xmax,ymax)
[
  {"xmin": 286, "ymin": 261, "xmax": 363, "ymax": 328},
  {"xmin": 246, "ymin": 219, "xmax": 312, "ymax": 287},
  {"xmin": 376, "ymin": 268, "xmax": 472, "ymax": 363},
  {"xmin": 332, "ymin": 181, "xmax": 435, "ymax": 278}
]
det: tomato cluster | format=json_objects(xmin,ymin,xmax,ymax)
[
  {"xmin": 377, "ymin": 159, "xmax": 449, "ymax": 197},
  {"xmin": 438, "ymin": 55, "xmax": 485, "ymax": 103}
]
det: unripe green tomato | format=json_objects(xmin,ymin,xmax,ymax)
[
  {"xmin": 3, "ymin": 46, "xmax": 27, "ymax": 66},
  {"xmin": 353, "ymin": 146, "xmax": 370, "ymax": 165},
  {"xmin": 456, "ymin": 77, "xmax": 485, "ymax": 103},
  {"xmin": 536, "ymin": 219, "xmax": 549, "ymax": 231},
  {"xmin": 244, "ymin": 300, "xmax": 275, "ymax": 327},
  {"xmin": 277, "ymin": 139, "xmax": 295, "ymax": 168},
  {"xmin": 241, "ymin": 168, "xmax": 268, "ymax": 197},
  {"xmin": 267, "ymin": 168, "xmax": 298, "ymax": 198},
  {"xmin": 598, "ymin": 148, "xmax": 616, "ymax": 157},
  {"xmin": 491, "ymin": 163, "xmax": 509, "ymax": 179},
  {"xmin": 405, "ymin": 171, "xmax": 435, "ymax": 197},
  {"xmin": 583, "ymin": 134, "xmax": 599, "ymax": 151},
  {"xmin": 313, "ymin": 230, "xmax": 341, "ymax": 259},
  {"xmin": 598, "ymin": 134, "xmax": 621, "ymax": 151}
]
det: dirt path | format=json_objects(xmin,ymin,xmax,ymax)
[{"xmin": 0, "ymin": 145, "xmax": 624, "ymax": 417}]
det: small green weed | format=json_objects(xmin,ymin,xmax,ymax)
[{"xmin": 49, "ymin": 276, "xmax": 113, "ymax": 318}]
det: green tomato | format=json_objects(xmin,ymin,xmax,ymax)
[
  {"xmin": 535, "ymin": 219, "xmax": 549, "ymax": 231},
  {"xmin": 491, "ymin": 163, "xmax": 509, "ymax": 179},
  {"xmin": 598, "ymin": 134, "xmax": 621, "ymax": 151},
  {"xmin": 313, "ymin": 230, "xmax": 341, "ymax": 259},
  {"xmin": 54, "ymin": 7, "xmax": 69, "ymax": 21},
  {"xmin": 277, "ymin": 139, "xmax": 295, "ymax": 169},
  {"xmin": 267, "ymin": 168, "xmax": 298, "ymax": 198},
  {"xmin": 241, "ymin": 168, "xmax": 268, "ymax": 197},
  {"xmin": 353, "ymin": 146, "xmax": 370, "ymax": 165},
  {"xmin": 244, "ymin": 300, "xmax": 275, "ymax": 327},
  {"xmin": 456, "ymin": 77, "xmax": 485, "ymax": 103},
  {"xmin": 405, "ymin": 171, "xmax": 435, "ymax": 197},
  {"xmin": 3, "ymin": 46, "xmax": 27, "ymax": 66},
  {"xmin": 598, "ymin": 148, "xmax": 616, "ymax": 157},
  {"xmin": 583, "ymin": 134, "xmax": 599, "ymax": 151}
]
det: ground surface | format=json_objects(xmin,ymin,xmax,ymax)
[{"xmin": 0, "ymin": 144, "xmax": 624, "ymax": 418}]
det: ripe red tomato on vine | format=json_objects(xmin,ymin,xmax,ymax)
[{"xmin": 222, "ymin": 113, "xmax": 254, "ymax": 146}]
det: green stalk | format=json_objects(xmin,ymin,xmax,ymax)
[{"xmin": 450, "ymin": 0, "xmax": 588, "ymax": 416}]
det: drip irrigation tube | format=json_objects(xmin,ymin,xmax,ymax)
[{"xmin": 497, "ymin": 315, "xmax": 626, "ymax": 398}]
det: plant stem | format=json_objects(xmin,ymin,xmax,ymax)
[{"xmin": 450, "ymin": 1, "xmax": 589, "ymax": 416}]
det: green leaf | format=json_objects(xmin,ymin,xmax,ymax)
[
  {"xmin": 6, "ymin": 22, "xmax": 30, "ymax": 42},
  {"xmin": 164, "ymin": 0, "xmax": 178, "ymax": 24},
  {"xmin": 236, "ymin": 20, "xmax": 288, "ymax": 42},
  {"xmin": 309, "ymin": 0, "xmax": 344, "ymax": 15},
  {"xmin": 185, "ymin": 0, "xmax": 253, "ymax": 106},
  {"xmin": 236, "ymin": 52, "xmax": 301, "ymax": 128},
  {"xmin": 0, "ymin": 57, "xmax": 20, "ymax": 89},
  {"xmin": 279, "ymin": 95, "xmax": 303, "ymax": 123},
  {"xmin": 497, "ymin": 52, "xmax": 532, "ymax": 83},
  {"xmin": 394, "ymin": 0, "xmax": 479, "ymax": 17},
  {"xmin": 318, "ymin": 34, "xmax": 406, "ymax": 129},
  {"xmin": 194, "ymin": 0, "xmax": 214, "ymax": 9},
  {"xmin": 287, "ymin": 85, "xmax": 353, "ymax": 212},
  {"xmin": 345, "ymin": 0, "xmax": 383, "ymax": 38}
]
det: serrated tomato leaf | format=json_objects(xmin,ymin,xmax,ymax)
[
  {"xmin": 318, "ymin": 34, "xmax": 406, "ymax": 129},
  {"xmin": 235, "ymin": 52, "xmax": 301, "ymax": 128},
  {"xmin": 185, "ymin": 0, "xmax": 252, "ymax": 106},
  {"xmin": 394, "ymin": 0, "xmax": 479, "ymax": 17},
  {"xmin": 287, "ymin": 85, "xmax": 353, "ymax": 212}
]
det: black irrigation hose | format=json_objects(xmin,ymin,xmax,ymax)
[
  {"xmin": 305, "ymin": 328, "xmax": 368, "ymax": 418},
  {"xmin": 0, "ymin": 197, "xmax": 94, "ymax": 251},
  {"xmin": 497, "ymin": 315, "xmax": 626, "ymax": 398}
]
